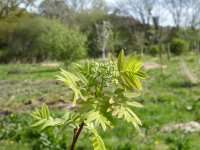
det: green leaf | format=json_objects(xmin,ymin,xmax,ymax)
[
  {"xmin": 40, "ymin": 118, "xmax": 64, "ymax": 131},
  {"xmin": 34, "ymin": 108, "xmax": 41, "ymax": 117},
  {"xmin": 31, "ymin": 119, "xmax": 46, "ymax": 128},
  {"xmin": 117, "ymin": 52, "xmax": 146, "ymax": 91},
  {"xmin": 126, "ymin": 101, "xmax": 143, "ymax": 107},
  {"xmin": 117, "ymin": 50, "xmax": 125, "ymax": 72},
  {"xmin": 73, "ymin": 63, "xmax": 82, "ymax": 70},
  {"xmin": 132, "ymin": 62, "xmax": 143, "ymax": 73},
  {"xmin": 57, "ymin": 69, "xmax": 84, "ymax": 106},
  {"xmin": 60, "ymin": 69, "xmax": 80, "ymax": 82},
  {"xmin": 124, "ymin": 73, "xmax": 136, "ymax": 90},
  {"xmin": 135, "ymin": 71, "xmax": 148, "ymax": 78},
  {"xmin": 108, "ymin": 53, "xmax": 116, "ymax": 62},
  {"xmin": 76, "ymin": 73, "xmax": 88, "ymax": 85},
  {"xmin": 114, "ymin": 88, "xmax": 125, "ymax": 94},
  {"xmin": 110, "ymin": 104, "xmax": 142, "ymax": 131},
  {"xmin": 31, "ymin": 103, "xmax": 64, "ymax": 131},
  {"xmin": 86, "ymin": 111, "xmax": 99, "ymax": 123},
  {"xmin": 86, "ymin": 60, "xmax": 91, "ymax": 75},
  {"xmin": 125, "ymin": 52, "xmax": 135, "ymax": 70},
  {"xmin": 123, "ymin": 92, "xmax": 140, "ymax": 98},
  {"xmin": 86, "ymin": 111, "xmax": 111, "ymax": 131},
  {"xmin": 31, "ymin": 114, "xmax": 42, "ymax": 120},
  {"xmin": 125, "ymin": 107, "xmax": 142, "ymax": 125},
  {"xmin": 41, "ymin": 103, "xmax": 50, "ymax": 119},
  {"xmin": 87, "ymin": 124, "xmax": 106, "ymax": 150},
  {"xmin": 131, "ymin": 74, "xmax": 143, "ymax": 90},
  {"xmin": 61, "ymin": 112, "xmax": 81, "ymax": 131}
]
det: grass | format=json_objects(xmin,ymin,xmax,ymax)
[
  {"xmin": 0, "ymin": 53, "xmax": 199, "ymax": 149},
  {"xmin": 0, "ymin": 63, "xmax": 60, "ymax": 80},
  {"xmin": 0, "ymin": 141, "xmax": 30, "ymax": 150}
]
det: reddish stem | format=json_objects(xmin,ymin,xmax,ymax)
[{"xmin": 70, "ymin": 123, "xmax": 84, "ymax": 150}]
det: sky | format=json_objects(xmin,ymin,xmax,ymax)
[
  {"xmin": 106, "ymin": 0, "xmax": 116, "ymax": 4},
  {"xmin": 106, "ymin": 0, "xmax": 173, "ymax": 26},
  {"xmin": 26, "ymin": 0, "xmax": 174, "ymax": 26},
  {"xmin": 33, "ymin": 0, "xmax": 116, "ymax": 7}
]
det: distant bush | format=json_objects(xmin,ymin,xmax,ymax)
[
  {"xmin": 170, "ymin": 38, "xmax": 189, "ymax": 55},
  {"xmin": 147, "ymin": 45, "xmax": 159, "ymax": 56},
  {"xmin": 38, "ymin": 18, "xmax": 87, "ymax": 64},
  {"xmin": 0, "ymin": 48, "xmax": 14, "ymax": 63},
  {"xmin": 2, "ymin": 17, "xmax": 87, "ymax": 63}
]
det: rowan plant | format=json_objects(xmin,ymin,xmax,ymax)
[{"xmin": 31, "ymin": 50, "xmax": 148, "ymax": 150}]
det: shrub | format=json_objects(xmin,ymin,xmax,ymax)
[
  {"xmin": 39, "ymin": 19, "xmax": 87, "ymax": 63},
  {"xmin": 9, "ymin": 17, "xmax": 87, "ymax": 63},
  {"xmin": 148, "ymin": 45, "xmax": 159, "ymax": 56},
  {"xmin": 0, "ymin": 48, "xmax": 14, "ymax": 63},
  {"xmin": 30, "ymin": 50, "xmax": 147, "ymax": 150},
  {"xmin": 170, "ymin": 38, "xmax": 189, "ymax": 55}
]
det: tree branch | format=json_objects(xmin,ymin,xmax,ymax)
[{"xmin": 70, "ymin": 122, "xmax": 84, "ymax": 150}]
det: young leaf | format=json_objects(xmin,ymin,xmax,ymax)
[
  {"xmin": 86, "ymin": 111, "xmax": 111, "ymax": 131},
  {"xmin": 117, "ymin": 50, "xmax": 125, "ymax": 72},
  {"xmin": 41, "ymin": 103, "xmax": 50, "ymax": 119},
  {"xmin": 126, "ymin": 101, "xmax": 143, "ymax": 107},
  {"xmin": 31, "ymin": 103, "xmax": 64, "ymax": 131},
  {"xmin": 135, "ymin": 71, "xmax": 148, "ymax": 78},
  {"xmin": 123, "ymin": 92, "xmax": 140, "ymax": 98},
  {"xmin": 31, "ymin": 50, "xmax": 148, "ymax": 149},
  {"xmin": 56, "ymin": 69, "xmax": 85, "ymax": 106},
  {"xmin": 108, "ymin": 53, "xmax": 116, "ymax": 62},
  {"xmin": 31, "ymin": 119, "xmax": 46, "ymax": 128},
  {"xmin": 87, "ymin": 124, "xmax": 106, "ymax": 150},
  {"xmin": 117, "ymin": 52, "xmax": 146, "ymax": 91}
]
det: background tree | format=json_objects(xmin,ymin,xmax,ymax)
[
  {"xmin": 2, "ymin": 16, "xmax": 87, "ymax": 63},
  {"xmin": 116, "ymin": 0, "xmax": 156, "ymax": 26},
  {"xmin": 164, "ymin": 0, "xmax": 187, "ymax": 28},
  {"xmin": 184, "ymin": 0, "xmax": 200, "ymax": 29},
  {"xmin": 0, "ymin": 0, "xmax": 34, "ymax": 18},
  {"xmin": 96, "ymin": 21, "xmax": 111, "ymax": 59},
  {"xmin": 39, "ymin": 0, "xmax": 106, "ymax": 25},
  {"xmin": 39, "ymin": 0, "xmax": 71, "ymax": 22},
  {"xmin": 133, "ymin": 31, "xmax": 146, "ymax": 55}
]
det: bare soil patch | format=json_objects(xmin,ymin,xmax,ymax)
[
  {"xmin": 143, "ymin": 62, "xmax": 167, "ymax": 70},
  {"xmin": 161, "ymin": 121, "xmax": 200, "ymax": 133}
]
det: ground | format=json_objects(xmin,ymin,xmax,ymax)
[{"xmin": 0, "ymin": 53, "xmax": 199, "ymax": 150}]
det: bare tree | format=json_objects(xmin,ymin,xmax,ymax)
[
  {"xmin": 39, "ymin": 0, "xmax": 105, "ymax": 23},
  {"xmin": 0, "ymin": 0, "xmax": 34, "ymax": 18},
  {"xmin": 116, "ymin": 0, "xmax": 156, "ymax": 26},
  {"xmin": 39, "ymin": 0, "xmax": 70, "ymax": 21},
  {"xmin": 133, "ymin": 31, "xmax": 146, "ymax": 55},
  {"xmin": 96, "ymin": 21, "xmax": 111, "ymax": 59},
  {"xmin": 164, "ymin": 0, "xmax": 187, "ymax": 28},
  {"xmin": 184, "ymin": 0, "xmax": 200, "ymax": 29},
  {"xmin": 64, "ymin": 0, "xmax": 105, "ymax": 12},
  {"xmin": 40, "ymin": 0, "xmax": 105, "ymax": 13}
]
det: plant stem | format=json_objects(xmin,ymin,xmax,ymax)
[{"xmin": 70, "ymin": 123, "xmax": 84, "ymax": 150}]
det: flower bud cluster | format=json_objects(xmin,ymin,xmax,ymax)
[{"xmin": 91, "ymin": 61, "xmax": 119, "ymax": 87}]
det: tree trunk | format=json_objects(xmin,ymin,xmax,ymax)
[
  {"xmin": 198, "ymin": 42, "xmax": 200, "ymax": 65},
  {"xmin": 141, "ymin": 47, "xmax": 144, "ymax": 56},
  {"xmin": 159, "ymin": 43, "xmax": 163, "ymax": 75},
  {"xmin": 102, "ymin": 48, "xmax": 106, "ymax": 59},
  {"xmin": 167, "ymin": 43, "xmax": 170, "ymax": 62}
]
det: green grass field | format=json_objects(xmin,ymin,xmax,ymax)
[{"xmin": 0, "ymin": 54, "xmax": 199, "ymax": 150}]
